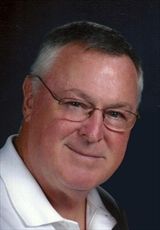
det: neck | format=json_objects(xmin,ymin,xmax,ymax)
[
  {"xmin": 49, "ymin": 189, "xmax": 87, "ymax": 230},
  {"xmin": 41, "ymin": 181, "xmax": 88, "ymax": 230}
]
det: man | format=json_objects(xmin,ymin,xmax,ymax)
[{"xmin": 0, "ymin": 21, "xmax": 143, "ymax": 230}]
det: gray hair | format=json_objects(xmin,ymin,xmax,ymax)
[{"xmin": 31, "ymin": 21, "xmax": 143, "ymax": 104}]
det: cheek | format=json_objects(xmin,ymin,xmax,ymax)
[
  {"xmin": 36, "ymin": 119, "xmax": 79, "ymax": 154},
  {"xmin": 99, "ymin": 132, "xmax": 130, "ymax": 182},
  {"xmin": 27, "ymin": 120, "xmax": 71, "ymax": 173},
  {"xmin": 106, "ymin": 131, "xmax": 130, "ymax": 162}
]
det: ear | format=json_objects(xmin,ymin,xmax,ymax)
[{"xmin": 22, "ymin": 76, "xmax": 34, "ymax": 122}]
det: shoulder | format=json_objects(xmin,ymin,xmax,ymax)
[{"xmin": 97, "ymin": 186, "xmax": 129, "ymax": 230}]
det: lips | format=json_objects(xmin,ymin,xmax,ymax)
[{"xmin": 66, "ymin": 144, "xmax": 105, "ymax": 159}]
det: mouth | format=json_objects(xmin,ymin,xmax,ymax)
[{"xmin": 66, "ymin": 144, "xmax": 105, "ymax": 159}]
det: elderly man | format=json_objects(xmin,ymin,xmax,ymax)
[{"xmin": 0, "ymin": 21, "xmax": 143, "ymax": 230}]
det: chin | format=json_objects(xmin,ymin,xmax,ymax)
[
  {"xmin": 66, "ymin": 182, "xmax": 96, "ymax": 192},
  {"xmin": 61, "ymin": 173, "xmax": 105, "ymax": 192}
]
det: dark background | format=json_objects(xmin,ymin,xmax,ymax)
[{"xmin": 0, "ymin": 1, "xmax": 159, "ymax": 229}]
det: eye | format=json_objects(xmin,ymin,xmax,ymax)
[
  {"xmin": 105, "ymin": 110, "xmax": 127, "ymax": 120},
  {"xmin": 61, "ymin": 99, "xmax": 90, "ymax": 110},
  {"xmin": 68, "ymin": 101, "xmax": 83, "ymax": 107}
]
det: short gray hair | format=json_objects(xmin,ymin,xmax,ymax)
[{"xmin": 31, "ymin": 21, "xmax": 143, "ymax": 104}]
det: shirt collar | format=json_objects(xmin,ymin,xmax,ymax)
[
  {"xmin": 0, "ymin": 135, "xmax": 64, "ymax": 226},
  {"xmin": 87, "ymin": 189, "xmax": 116, "ymax": 229}
]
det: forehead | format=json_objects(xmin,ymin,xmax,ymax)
[
  {"xmin": 45, "ymin": 44, "xmax": 139, "ymax": 107},
  {"xmin": 46, "ymin": 43, "xmax": 138, "ymax": 81}
]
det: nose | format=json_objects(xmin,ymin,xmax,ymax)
[{"xmin": 78, "ymin": 109, "xmax": 104, "ymax": 143}]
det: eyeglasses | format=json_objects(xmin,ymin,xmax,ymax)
[{"xmin": 32, "ymin": 75, "xmax": 139, "ymax": 132}]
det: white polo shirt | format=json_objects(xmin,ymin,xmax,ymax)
[{"xmin": 0, "ymin": 136, "xmax": 116, "ymax": 230}]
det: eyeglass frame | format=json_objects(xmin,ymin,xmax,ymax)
[{"xmin": 30, "ymin": 74, "xmax": 140, "ymax": 132}]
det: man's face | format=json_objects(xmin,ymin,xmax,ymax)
[{"xmin": 22, "ymin": 44, "xmax": 139, "ymax": 192}]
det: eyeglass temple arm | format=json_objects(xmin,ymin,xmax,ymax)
[{"xmin": 32, "ymin": 74, "xmax": 62, "ymax": 102}]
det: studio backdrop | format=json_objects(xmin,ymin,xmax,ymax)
[{"xmin": 0, "ymin": 1, "xmax": 159, "ymax": 229}]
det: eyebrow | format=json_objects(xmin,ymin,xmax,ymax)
[
  {"xmin": 60, "ymin": 88, "xmax": 95, "ymax": 104},
  {"xmin": 60, "ymin": 88, "xmax": 134, "ymax": 110},
  {"xmin": 105, "ymin": 103, "xmax": 134, "ymax": 111}
]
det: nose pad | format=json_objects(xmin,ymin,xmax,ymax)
[{"xmin": 78, "ymin": 109, "xmax": 104, "ymax": 143}]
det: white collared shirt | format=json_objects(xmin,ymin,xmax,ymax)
[{"xmin": 0, "ymin": 136, "xmax": 116, "ymax": 230}]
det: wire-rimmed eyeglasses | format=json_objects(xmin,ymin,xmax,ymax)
[{"xmin": 31, "ymin": 75, "xmax": 139, "ymax": 132}]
